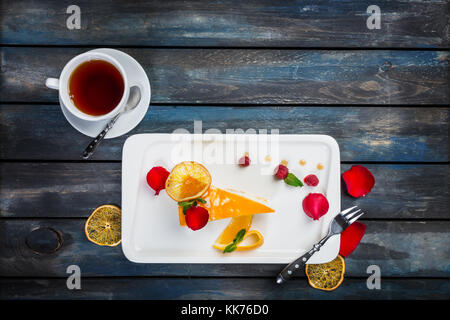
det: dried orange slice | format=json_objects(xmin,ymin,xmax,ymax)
[
  {"xmin": 305, "ymin": 255, "xmax": 345, "ymax": 291},
  {"xmin": 213, "ymin": 216, "xmax": 264, "ymax": 252},
  {"xmin": 165, "ymin": 161, "xmax": 211, "ymax": 202},
  {"xmin": 85, "ymin": 204, "xmax": 121, "ymax": 246}
]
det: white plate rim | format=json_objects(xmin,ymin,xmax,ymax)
[{"xmin": 121, "ymin": 133, "xmax": 341, "ymax": 264}]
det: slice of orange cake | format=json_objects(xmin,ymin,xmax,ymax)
[{"xmin": 178, "ymin": 186, "xmax": 274, "ymax": 226}]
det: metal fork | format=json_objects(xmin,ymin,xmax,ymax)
[{"xmin": 276, "ymin": 206, "xmax": 364, "ymax": 284}]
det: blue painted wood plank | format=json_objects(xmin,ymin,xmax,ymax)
[
  {"xmin": 1, "ymin": 163, "xmax": 448, "ymax": 219},
  {"xmin": 0, "ymin": 219, "xmax": 448, "ymax": 278},
  {"xmin": 1, "ymin": 278, "xmax": 449, "ymax": 300},
  {"xmin": 0, "ymin": 105, "xmax": 448, "ymax": 161},
  {"xmin": 1, "ymin": 0, "xmax": 448, "ymax": 48},
  {"xmin": 1, "ymin": 48, "xmax": 448, "ymax": 105}
]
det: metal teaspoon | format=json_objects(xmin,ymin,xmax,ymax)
[{"xmin": 82, "ymin": 86, "xmax": 141, "ymax": 160}]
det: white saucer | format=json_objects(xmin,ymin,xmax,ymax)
[{"xmin": 60, "ymin": 48, "xmax": 151, "ymax": 139}]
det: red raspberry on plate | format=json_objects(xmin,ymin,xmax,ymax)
[
  {"xmin": 304, "ymin": 174, "xmax": 319, "ymax": 186},
  {"xmin": 238, "ymin": 155, "xmax": 251, "ymax": 167},
  {"xmin": 274, "ymin": 164, "xmax": 289, "ymax": 180}
]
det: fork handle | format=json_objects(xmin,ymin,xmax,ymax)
[{"xmin": 276, "ymin": 235, "xmax": 331, "ymax": 284}]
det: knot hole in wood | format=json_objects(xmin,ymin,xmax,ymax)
[{"xmin": 25, "ymin": 227, "xmax": 63, "ymax": 254}]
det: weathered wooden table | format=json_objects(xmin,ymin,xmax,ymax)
[{"xmin": 0, "ymin": 1, "xmax": 449, "ymax": 300}]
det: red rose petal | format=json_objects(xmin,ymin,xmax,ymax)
[
  {"xmin": 342, "ymin": 165, "xmax": 375, "ymax": 198},
  {"xmin": 302, "ymin": 193, "xmax": 329, "ymax": 220},
  {"xmin": 146, "ymin": 166, "xmax": 170, "ymax": 195},
  {"xmin": 185, "ymin": 206, "xmax": 209, "ymax": 231},
  {"xmin": 339, "ymin": 221, "xmax": 366, "ymax": 257}
]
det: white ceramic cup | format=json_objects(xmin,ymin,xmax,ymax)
[{"xmin": 46, "ymin": 51, "xmax": 129, "ymax": 121}]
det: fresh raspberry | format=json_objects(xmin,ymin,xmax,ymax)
[
  {"xmin": 185, "ymin": 206, "xmax": 209, "ymax": 231},
  {"xmin": 146, "ymin": 166, "xmax": 170, "ymax": 195},
  {"xmin": 274, "ymin": 164, "xmax": 289, "ymax": 180},
  {"xmin": 238, "ymin": 155, "xmax": 251, "ymax": 167},
  {"xmin": 304, "ymin": 174, "xmax": 319, "ymax": 186}
]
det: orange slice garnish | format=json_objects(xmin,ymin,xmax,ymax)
[
  {"xmin": 165, "ymin": 161, "xmax": 211, "ymax": 202},
  {"xmin": 233, "ymin": 230, "xmax": 264, "ymax": 251},
  {"xmin": 305, "ymin": 255, "xmax": 345, "ymax": 291},
  {"xmin": 213, "ymin": 216, "xmax": 264, "ymax": 252},
  {"xmin": 85, "ymin": 205, "xmax": 121, "ymax": 246}
]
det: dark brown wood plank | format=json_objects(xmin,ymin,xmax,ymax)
[
  {"xmin": 1, "ymin": 105, "xmax": 448, "ymax": 161},
  {"xmin": 1, "ymin": 48, "xmax": 448, "ymax": 105},
  {"xmin": 0, "ymin": 219, "xmax": 448, "ymax": 278},
  {"xmin": 1, "ymin": 163, "xmax": 448, "ymax": 219},
  {"xmin": 1, "ymin": 278, "xmax": 449, "ymax": 300},
  {"xmin": 1, "ymin": 0, "xmax": 448, "ymax": 48}
]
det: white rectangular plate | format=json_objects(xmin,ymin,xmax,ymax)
[{"xmin": 122, "ymin": 134, "xmax": 340, "ymax": 264}]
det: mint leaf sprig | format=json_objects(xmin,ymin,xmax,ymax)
[
  {"xmin": 223, "ymin": 228, "xmax": 246, "ymax": 253},
  {"xmin": 178, "ymin": 198, "xmax": 206, "ymax": 215},
  {"xmin": 284, "ymin": 173, "xmax": 303, "ymax": 187}
]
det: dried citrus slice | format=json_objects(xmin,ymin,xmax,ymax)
[
  {"xmin": 213, "ymin": 216, "xmax": 264, "ymax": 252},
  {"xmin": 305, "ymin": 255, "xmax": 345, "ymax": 291},
  {"xmin": 85, "ymin": 204, "xmax": 121, "ymax": 246},
  {"xmin": 165, "ymin": 161, "xmax": 211, "ymax": 202}
]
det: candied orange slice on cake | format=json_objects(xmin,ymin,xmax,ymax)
[
  {"xmin": 165, "ymin": 161, "xmax": 211, "ymax": 202},
  {"xmin": 214, "ymin": 215, "xmax": 253, "ymax": 245},
  {"xmin": 178, "ymin": 186, "xmax": 274, "ymax": 226},
  {"xmin": 212, "ymin": 215, "xmax": 264, "ymax": 252}
]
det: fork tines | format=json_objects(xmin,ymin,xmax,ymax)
[{"xmin": 341, "ymin": 206, "xmax": 364, "ymax": 224}]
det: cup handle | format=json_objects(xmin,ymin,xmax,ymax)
[{"xmin": 45, "ymin": 78, "xmax": 59, "ymax": 90}]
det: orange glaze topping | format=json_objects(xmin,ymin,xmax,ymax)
[{"xmin": 178, "ymin": 186, "xmax": 274, "ymax": 226}]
